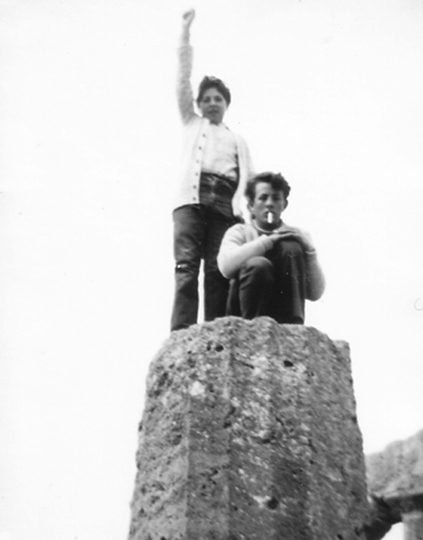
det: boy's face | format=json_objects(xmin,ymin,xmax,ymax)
[
  {"xmin": 249, "ymin": 182, "xmax": 287, "ymax": 230},
  {"xmin": 198, "ymin": 87, "xmax": 227, "ymax": 125}
]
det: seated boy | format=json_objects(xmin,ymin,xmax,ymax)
[{"xmin": 217, "ymin": 172, "xmax": 325, "ymax": 324}]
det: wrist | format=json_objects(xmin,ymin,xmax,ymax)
[{"xmin": 260, "ymin": 235, "xmax": 274, "ymax": 252}]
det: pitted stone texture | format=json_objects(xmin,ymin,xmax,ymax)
[{"xmin": 128, "ymin": 317, "xmax": 368, "ymax": 540}]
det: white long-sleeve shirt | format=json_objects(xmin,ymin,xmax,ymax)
[{"xmin": 175, "ymin": 38, "xmax": 254, "ymax": 216}]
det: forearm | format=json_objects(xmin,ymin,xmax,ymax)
[
  {"xmin": 177, "ymin": 14, "xmax": 195, "ymax": 122},
  {"xmin": 218, "ymin": 235, "xmax": 273, "ymax": 279},
  {"xmin": 180, "ymin": 17, "xmax": 191, "ymax": 45},
  {"xmin": 232, "ymin": 136, "xmax": 254, "ymax": 218},
  {"xmin": 305, "ymin": 252, "xmax": 325, "ymax": 300}
]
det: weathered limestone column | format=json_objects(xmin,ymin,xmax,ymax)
[
  {"xmin": 128, "ymin": 317, "xmax": 368, "ymax": 540},
  {"xmin": 366, "ymin": 429, "xmax": 423, "ymax": 540}
]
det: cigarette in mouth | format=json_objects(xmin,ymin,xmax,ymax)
[{"xmin": 267, "ymin": 212, "xmax": 274, "ymax": 224}]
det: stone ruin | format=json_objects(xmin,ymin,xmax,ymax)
[
  {"xmin": 366, "ymin": 430, "xmax": 423, "ymax": 540},
  {"xmin": 127, "ymin": 316, "xmax": 422, "ymax": 540}
]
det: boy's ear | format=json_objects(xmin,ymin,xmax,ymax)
[{"xmin": 247, "ymin": 199, "xmax": 254, "ymax": 218}]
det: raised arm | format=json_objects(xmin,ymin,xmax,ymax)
[{"xmin": 177, "ymin": 9, "xmax": 196, "ymax": 123}]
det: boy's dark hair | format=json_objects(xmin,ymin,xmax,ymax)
[
  {"xmin": 196, "ymin": 76, "xmax": 231, "ymax": 106},
  {"xmin": 245, "ymin": 172, "xmax": 291, "ymax": 203}
]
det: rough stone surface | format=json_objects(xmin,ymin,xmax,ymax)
[
  {"xmin": 128, "ymin": 316, "xmax": 368, "ymax": 540},
  {"xmin": 363, "ymin": 497, "xmax": 399, "ymax": 540},
  {"xmin": 365, "ymin": 429, "xmax": 423, "ymax": 538},
  {"xmin": 403, "ymin": 511, "xmax": 423, "ymax": 540},
  {"xmin": 366, "ymin": 430, "xmax": 423, "ymax": 505}
]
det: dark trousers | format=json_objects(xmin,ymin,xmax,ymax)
[
  {"xmin": 171, "ymin": 204, "xmax": 234, "ymax": 331},
  {"xmin": 227, "ymin": 239, "xmax": 306, "ymax": 324}
]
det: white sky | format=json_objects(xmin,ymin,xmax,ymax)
[{"xmin": 1, "ymin": 0, "xmax": 422, "ymax": 539}]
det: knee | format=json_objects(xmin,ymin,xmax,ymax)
[
  {"xmin": 242, "ymin": 257, "xmax": 274, "ymax": 280},
  {"xmin": 175, "ymin": 260, "xmax": 200, "ymax": 275},
  {"xmin": 278, "ymin": 240, "xmax": 303, "ymax": 258}
]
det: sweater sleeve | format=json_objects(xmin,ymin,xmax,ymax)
[
  {"xmin": 305, "ymin": 252, "xmax": 326, "ymax": 301},
  {"xmin": 232, "ymin": 133, "xmax": 254, "ymax": 217},
  {"xmin": 217, "ymin": 225, "xmax": 273, "ymax": 280},
  {"xmin": 177, "ymin": 33, "xmax": 195, "ymax": 124}
]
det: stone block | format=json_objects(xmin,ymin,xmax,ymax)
[
  {"xmin": 128, "ymin": 317, "xmax": 368, "ymax": 540},
  {"xmin": 366, "ymin": 429, "xmax": 423, "ymax": 538},
  {"xmin": 366, "ymin": 430, "xmax": 423, "ymax": 506}
]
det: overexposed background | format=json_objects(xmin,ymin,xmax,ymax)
[{"xmin": 1, "ymin": 1, "xmax": 422, "ymax": 539}]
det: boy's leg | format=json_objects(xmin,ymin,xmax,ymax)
[
  {"xmin": 268, "ymin": 239, "xmax": 306, "ymax": 324},
  {"xmin": 237, "ymin": 256, "xmax": 275, "ymax": 319},
  {"xmin": 203, "ymin": 208, "xmax": 234, "ymax": 321},
  {"xmin": 171, "ymin": 205, "xmax": 205, "ymax": 331}
]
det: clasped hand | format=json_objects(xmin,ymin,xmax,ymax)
[{"xmin": 268, "ymin": 226, "xmax": 315, "ymax": 253}]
